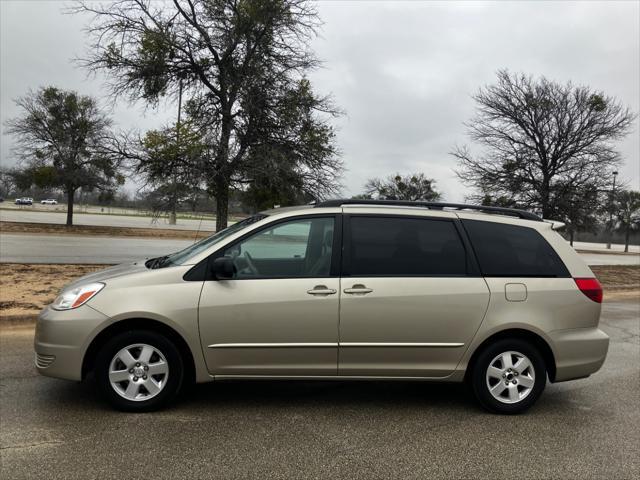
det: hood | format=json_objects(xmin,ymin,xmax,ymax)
[{"xmin": 65, "ymin": 260, "xmax": 149, "ymax": 290}]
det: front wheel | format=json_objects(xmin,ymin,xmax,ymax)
[
  {"xmin": 471, "ymin": 338, "xmax": 546, "ymax": 414},
  {"xmin": 95, "ymin": 330, "xmax": 184, "ymax": 412}
]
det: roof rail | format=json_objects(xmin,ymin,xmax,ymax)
[{"xmin": 314, "ymin": 199, "xmax": 543, "ymax": 222}]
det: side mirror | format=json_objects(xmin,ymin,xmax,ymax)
[{"xmin": 211, "ymin": 257, "xmax": 235, "ymax": 280}]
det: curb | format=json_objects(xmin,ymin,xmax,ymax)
[{"xmin": 576, "ymin": 249, "xmax": 640, "ymax": 257}]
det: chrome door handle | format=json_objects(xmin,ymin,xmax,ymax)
[
  {"xmin": 343, "ymin": 284, "xmax": 373, "ymax": 295},
  {"xmin": 307, "ymin": 285, "xmax": 337, "ymax": 296}
]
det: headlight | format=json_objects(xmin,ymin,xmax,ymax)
[{"xmin": 51, "ymin": 282, "xmax": 105, "ymax": 310}]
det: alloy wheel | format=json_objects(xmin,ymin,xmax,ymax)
[
  {"xmin": 108, "ymin": 343, "xmax": 169, "ymax": 402},
  {"xmin": 485, "ymin": 350, "xmax": 536, "ymax": 404}
]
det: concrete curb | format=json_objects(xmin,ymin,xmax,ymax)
[{"xmin": 576, "ymin": 249, "xmax": 640, "ymax": 257}]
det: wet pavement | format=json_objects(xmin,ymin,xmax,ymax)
[{"xmin": 1, "ymin": 301, "xmax": 638, "ymax": 479}]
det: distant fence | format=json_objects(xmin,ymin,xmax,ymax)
[{"xmin": 565, "ymin": 231, "xmax": 640, "ymax": 246}]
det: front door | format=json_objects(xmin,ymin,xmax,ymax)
[
  {"xmin": 198, "ymin": 215, "xmax": 340, "ymax": 376},
  {"xmin": 338, "ymin": 214, "xmax": 490, "ymax": 378}
]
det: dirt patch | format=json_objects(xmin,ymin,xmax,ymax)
[
  {"xmin": 582, "ymin": 265, "xmax": 639, "ymax": 302},
  {"xmin": 602, "ymin": 290, "xmax": 640, "ymax": 301},
  {"xmin": 0, "ymin": 221, "xmax": 212, "ymax": 240},
  {"xmin": 590, "ymin": 265, "xmax": 640, "ymax": 290},
  {"xmin": 0, "ymin": 264, "xmax": 104, "ymax": 317}
]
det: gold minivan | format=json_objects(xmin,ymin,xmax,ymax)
[{"xmin": 35, "ymin": 200, "xmax": 609, "ymax": 414}]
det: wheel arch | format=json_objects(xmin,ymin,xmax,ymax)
[
  {"xmin": 464, "ymin": 328, "xmax": 557, "ymax": 382},
  {"xmin": 82, "ymin": 318, "xmax": 196, "ymax": 385}
]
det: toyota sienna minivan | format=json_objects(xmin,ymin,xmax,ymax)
[{"xmin": 35, "ymin": 200, "xmax": 609, "ymax": 414}]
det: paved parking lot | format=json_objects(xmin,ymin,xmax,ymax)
[{"xmin": 1, "ymin": 301, "xmax": 638, "ymax": 479}]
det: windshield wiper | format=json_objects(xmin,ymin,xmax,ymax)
[{"xmin": 145, "ymin": 255, "xmax": 170, "ymax": 269}]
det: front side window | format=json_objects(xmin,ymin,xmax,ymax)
[
  {"xmin": 347, "ymin": 216, "xmax": 467, "ymax": 276},
  {"xmin": 222, "ymin": 217, "xmax": 335, "ymax": 279},
  {"xmin": 155, "ymin": 214, "xmax": 267, "ymax": 268},
  {"xmin": 462, "ymin": 219, "xmax": 569, "ymax": 277}
]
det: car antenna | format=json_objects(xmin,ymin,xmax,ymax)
[{"xmin": 193, "ymin": 212, "xmax": 206, "ymax": 243}]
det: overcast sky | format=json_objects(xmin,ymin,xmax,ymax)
[{"xmin": 1, "ymin": 0, "xmax": 639, "ymax": 201}]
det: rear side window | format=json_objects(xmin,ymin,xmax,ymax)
[
  {"xmin": 347, "ymin": 216, "xmax": 467, "ymax": 276},
  {"xmin": 462, "ymin": 220, "xmax": 569, "ymax": 277}
]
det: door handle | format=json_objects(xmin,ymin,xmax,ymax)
[
  {"xmin": 343, "ymin": 284, "xmax": 373, "ymax": 295},
  {"xmin": 307, "ymin": 285, "xmax": 337, "ymax": 296}
]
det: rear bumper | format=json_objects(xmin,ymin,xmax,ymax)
[
  {"xmin": 34, "ymin": 305, "xmax": 108, "ymax": 381},
  {"xmin": 549, "ymin": 327, "xmax": 609, "ymax": 382}
]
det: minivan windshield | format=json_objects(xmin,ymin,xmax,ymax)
[{"xmin": 147, "ymin": 214, "xmax": 267, "ymax": 268}]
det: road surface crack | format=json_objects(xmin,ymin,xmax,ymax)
[{"xmin": 1, "ymin": 440, "xmax": 63, "ymax": 450}]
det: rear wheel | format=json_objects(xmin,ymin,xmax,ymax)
[
  {"xmin": 471, "ymin": 338, "xmax": 546, "ymax": 414},
  {"xmin": 95, "ymin": 330, "xmax": 184, "ymax": 412}
]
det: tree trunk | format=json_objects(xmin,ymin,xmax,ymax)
[
  {"xmin": 213, "ymin": 107, "xmax": 233, "ymax": 232},
  {"xmin": 168, "ymin": 200, "xmax": 177, "ymax": 225},
  {"xmin": 540, "ymin": 175, "xmax": 551, "ymax": 219},
  {"xmin": 215, "ymin": 176, "xmax": 230, "ymax": 232},
  {"xmin": 625, "ymin": 226, "xmax": 630, "ymax": 253},
  {"xmin": 66, "ymin": 188, "xmax": 75, "ymax": 226}
]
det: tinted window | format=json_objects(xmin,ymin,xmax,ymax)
[
  {"xmin": 222, "ymin": 217, "xmax": 334, "ymax": 278},
  {"xmin": 347, "ymin": 216, "xmax": 467, "ymax": 276},
  {"xmin": 462, "ymin": 219, "xmax": 569, "ymax": 277}
]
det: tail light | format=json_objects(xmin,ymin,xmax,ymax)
[{"xmin": 574, "ymin": 278, "xmax": 603, "ymax": 303}]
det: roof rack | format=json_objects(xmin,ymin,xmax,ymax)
[{"xmin": 314, "ymin": 199, "xmax": 543, "ymax": 222}]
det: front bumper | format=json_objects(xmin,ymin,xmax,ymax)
[
  {"xmin": 34, "ymin": 305, "xmax": 109, "ymax": 381},
  {"xmin": 549, "ymin": 327, "xmax": 610, "ymax": 382}
]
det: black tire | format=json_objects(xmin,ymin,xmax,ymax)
[
  {"xmin": 471, "ymin": 338, "xmax": 546, "ymax": 414},
  {"xmin": 95, "ymin": 330, "xmax": 184, "ymax": 412}
]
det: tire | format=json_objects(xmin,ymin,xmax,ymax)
[
  {"xmin": 471, "ymin": 338, "xmax": 546, "ymax": 414},
  {"xmin": 95, "ymin": 330, "xmax": 184, "ymax": 412}
]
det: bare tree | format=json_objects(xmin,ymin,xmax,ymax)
[
  {"xmin": 364, "ymin": 173, "xmax": 441, "ymax": 201},
  {"xmin": 452, "ymin": 70, "xmax": 636, "ymax": 218},
  {"xmin": 4, "ymin": 87, "xmax": 121, "ymax": 225},
  {"xmin": 72, "ymin": 0, "xmax": 342, "ymax": 229}
]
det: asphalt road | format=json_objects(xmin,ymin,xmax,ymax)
[
  {"xmin": 2, "ymin": 208, "xmax": 639, "ymax": 254},
  {"xmin": 1, "ymin": 301, "xmax": 638, "ymax": 479},
  {"xmin": 2, "ymin": 232, "xmax": 639, "ymax": 265},
  {"xmin": 0, "ymin": 233, "xmax": 192, "ymax": 264},
  {"xmin": 578, "ymin": 251, "xmax": 640, "ymax": 266},
  {"xmin": 575, "ymin": 241, "xmax": 640, "ymax": 254}
]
